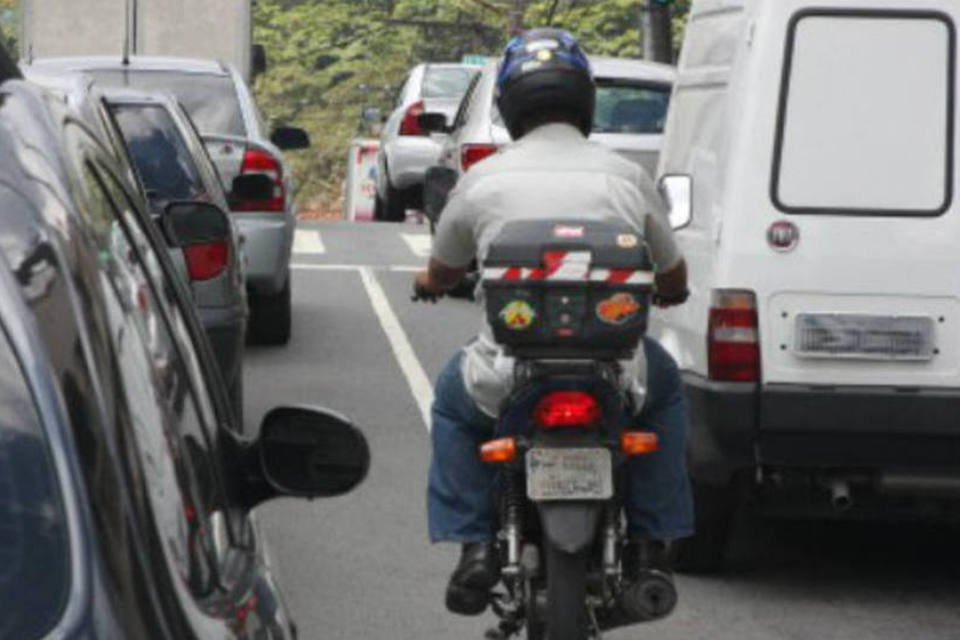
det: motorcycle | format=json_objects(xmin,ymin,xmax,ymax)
[{"xmin": 421, "ymin": 218, "xmax": 677, "ymax": 639}]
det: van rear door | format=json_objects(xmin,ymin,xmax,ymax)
[{"xmin": 729, "ymin": 8, "xmax": 959, "ymax": 389}]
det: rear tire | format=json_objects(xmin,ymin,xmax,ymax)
[
  {"xmin": 374, "ymin": 174, "xmax": 407, "ymax": 223},
  {"xmin": 248, "ymin": 277, "xmax": 292, "ymax": 346},
  {"xmin": 675, "ymin": 479, "xmax": 739, "ymax": 574},
  {"xmin": 543, "ymin": 543, "xmax": 589, "ymax": 640}
]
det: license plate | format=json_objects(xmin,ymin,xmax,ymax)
[
  {"xmin": 526, "ymin": 448, "xmax": 613, "ymax": 501},
  {"xmin": 794, "ymin": 314, "xmax": 935, "ymax": 361}
]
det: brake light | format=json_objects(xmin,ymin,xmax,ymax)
[
  {"xmin": 399, "ymin": 100, "xmax": 427, "ymax": 136},
  {"xmin": 232, "ymin": 147, "xmax": 284, "ymax": 212},
  {"xmin": 480, "ymin": 437, "xmax": 518, "ymax": 464},
  {"xmin": 708, "ymin": 289, "xmax": 759, "ymax": 382},
  {"xmin": 534, "ymin": 391, "xmax": 602, "ymax": 429},
  {"xmin": 183, "ymin": 241, "xmax": 230, "ymax": 281},
  {"xmin": 461, "ymin": 144, "xmax": 498, "ymax": 172}
]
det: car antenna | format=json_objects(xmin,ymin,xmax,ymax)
[{"xmin": 122, "ymin": 0, "xmax": 138, "ymax": 66}]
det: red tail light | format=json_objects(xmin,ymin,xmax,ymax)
[
  {"xmin": 708, "ymin": 290, "xmax": 759, "ymax": 382},
  {"xmin": 399, "ymin": 100, "xmax": 427, "ymax": 136},
  {"xmin": 461, "ymin": 144, "xmax": 498, "ymax": 172},
  {"xmin": 534, "ymin": 391, "xmax": 602, "ymax": 429},
  {"xmin": 183, "ymin": 241, "xmax": 230, "ymax": 281},
  {"xmin": 233, "ymin": 147, "xmax": 284, "ymax": 212}
]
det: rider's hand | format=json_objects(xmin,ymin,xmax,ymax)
[
  {"xmin": 653, "ymin": 288, "xmax": 690, "ymax": 308},
  {"xmin": 413, "ymin": 270, "xmax": 442, "ymax": 303}
]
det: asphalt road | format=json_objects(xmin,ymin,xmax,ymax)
[{"xmin": 246, "ymin": 220, "xmax": 960, "ymax": 640}]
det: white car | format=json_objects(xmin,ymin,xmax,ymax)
[
  {"xmin": 654, "ymin": 0, "xmax": 960, "ymax": 571},
  {"xmin": 374, "ymin": 63, "xmax": 478, "ymax": 221},
  {"xmin": 422, "ymin": 57, "xmax": 675, "ymax": 223}
]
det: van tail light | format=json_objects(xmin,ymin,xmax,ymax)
[
  {"xmin": 461, "ymin": 144, "xmax": 498, "ymax": 172},
  {"xmin": 232, "ymin": 147, "xmax": 285, "ymax": 212},
  {"xmin": 534, "ymin": 391, "xmax": 602, "ymax": 429},
  {"xmin": 399, "ymin": 100, "xmax": 427, "ymax": 136},
  {"xmin": 708, "ymin": 289, "xmax": 760, "ymax": 382},
  {"xmin": 183, "ymin": 241, "xmax": 230, "ymax": 281},
  {"xmin": 480, "ymin": 437, "xmax": 518, "ymax": 464}
]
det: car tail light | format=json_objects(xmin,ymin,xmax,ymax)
[
  {"xmin": 461, "ymin": 144, "xmax": 498, "ymax": 172},
  {"xmin": 399, "ymin": 100, "xmax": 427, "ymax": 136},
  {"xmin": 534, "ymin": 391, "xmax": 602, "ymax": 429},
  {"xmin": 480, "ymin": 437, "xmax": 518, "ymax": 464},
  {"xmin": 708, "ymin": 289, "xmax": 760, "ymax": 382},
  {"xmin": 621, "ymin": 431, "xmax": 659, "ymax": 456},
  {"xmin": 183, "ymin": 241, "xmax": 230, "ymax": 281},
  {"xmin": 232, "ymin": 147, "xmax": 284, "ymax": 212}
]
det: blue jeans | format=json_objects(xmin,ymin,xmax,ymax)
[{"xmin": 427, "ymin": 337, "xmax": 694, "ymax": 543}]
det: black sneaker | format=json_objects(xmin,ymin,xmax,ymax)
[{"xmin": 445, "ymin": 542, "xmax": 501, "ymax": 616}]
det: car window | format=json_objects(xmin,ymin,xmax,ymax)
[
  {"xmin": 110, "ymin": 104, "xmax": 207, "ymax": 203},
  {"xmin": 593, "ymin": 81, "xmax": 671, "ymax": 134},
  {"xmin": 452, "ymin": 73, "xmax": 482, "ymax": 132},
  {"xmin": 422, "ymin": 66, "xmax": 477, "ymax": 99},
  {"xmin": 0, "ymin": 321, "xmax": 70, "ymax": 640},
  {"xmin": 90, "ymin": 70, "xmax": 246, "ymax": 136}
]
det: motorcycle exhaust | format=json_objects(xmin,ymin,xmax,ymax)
[{"xmin": 619, "ymin": 570, "xmax": 678, "ymax": 622}]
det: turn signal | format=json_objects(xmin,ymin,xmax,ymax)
[
  {"xmin": 534, "ymin": 391, "xmax": 602, "ymax": 429},
  {"xmin": 480, "ymin": 437, "xmax": 517, "ymax": 464},
  {"xmin": 621, "ymin": 431, "xmax": 659, "ymax": 456}
]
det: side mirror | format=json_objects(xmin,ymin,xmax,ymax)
[
  {"xmin": 658, "ymin": 174, "xmax": 692, "ymax": 230},
  {"xmin": 417, "ymin": 112, "xmax": 449, "ymax": 134},
  {"xmin": 161, "ymin": 201, "xmax": 229, "ymax": 247},
  {"xmin": 270, "ymin": 126, "xmax": 311, "ymax": 151},
  {"xmin": 423, "ymin": 166, "xmax": 459, "ymax": 222},
  {"xmin": 258, "ymin": 406, "xmax": 369, "ymax": 499},
  {"xmin": 230, "ymin": 173, "xmax": 275, "ymax": 206}
]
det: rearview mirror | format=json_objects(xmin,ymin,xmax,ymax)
[
  {"xmin": 161, "ymin": 201, "xmax": 229, "ymax": 247},
  {"xmin": 258, "ymin": 406, "xmax": 370, "ymax": 499},
  {"xmin": 423, "ymin": 166, "xmax": 459, "ymax": 222},
  {"xmin": 417, "ymin": 112, "xmax": 449, "ymax": 134},
  {"xmin": 230, "ymin": 173, "xmax": 275, "ymax": 205},
  {"xmin": 658, "ymin": 174, "xmax": 692, "ymax": 230},
  {"xmin": 270, "ymin": 126, "xmax": 311, "ymax": 151}
]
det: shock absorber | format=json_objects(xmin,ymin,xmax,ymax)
[{"xmin": 500, "ymin": 471, "xmax": 524, "ymax": 579}]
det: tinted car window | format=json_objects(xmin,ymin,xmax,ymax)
[
  {"xmin": 110, "ymin": 104, "xmax": 206, "ymax": 202},
  {"xmin": 91, "ymin": 70, "xmax": 245, "ymax": 136},
  {"xmin": 0, "ymin": 322, "xmax": 70, "ymax": 639},
  {"xmin": 422, "ymin": 67, "xmax": 477, "ymax": 99},
  {"xmin": 593, "ymin": 82, "xmax": 671, "ymax": 134}
]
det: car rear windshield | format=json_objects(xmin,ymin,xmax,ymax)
[
  {"xmin": 91, "ymin": 70, "xmax": 246, "ymax": 136},
  {"xmin": 422, "ymin": 67, "xmax": 478, "ymax": 99},
  {"xmin": 0, "ymin": 325, "xmax": 70, "ymax": 639},
  {"xmin": 773, "ymin": 11, "xmax": 954, "ymax": 215},
  {"xmin": 111, "ymin": 104, "xmax": 206, "ymax": 202},
  {"xmin": 593, "ymin": 81, "xmax": 671, "ymax": 134}
]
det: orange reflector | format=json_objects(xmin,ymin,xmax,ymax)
[
  {"xmin": 621, "ymin": 431, "xmax": 659, "ymax": 456},
  {"xmin": 480, "ymin": 437, "xmax": 518, "ymax": 464}
]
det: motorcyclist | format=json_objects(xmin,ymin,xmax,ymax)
[{"xmin": 414, "ymin": 28, "xmax": 693, "ymax": 621}]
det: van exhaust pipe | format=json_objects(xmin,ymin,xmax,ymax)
[{"xmin": 829, "ymin": 479, "xmax": 853, "ymax": 512}]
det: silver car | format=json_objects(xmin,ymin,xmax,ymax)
[
  {"xmin": 26, "ymin": 55, "xmax": 309, "ymax": 345},
  {"xmin": 374, "ymin": 63, "xmax": 478, "ymax": 222},
  {"xmin": 423, "ymin": 57, "xmax": 676, "ymax": 221}
]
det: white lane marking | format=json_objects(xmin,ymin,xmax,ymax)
[
  {"xmin": 293, "ymin": 229, "xmax": 326, "ymax": 255},
  {"xmin": 401, "ymin": 233, "xmax": 433, "ymax": 258},
  {"xmin": 357, "ymin": 267, "xmax": 434, "ymax": 431},
  {"xmin": 291, "ymin": 263, "xmax": 421, "ymax": 272}
]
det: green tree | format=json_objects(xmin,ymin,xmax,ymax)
[{"xmin": 0, "ymin": 0, "xmax": 18, "ymax": 59}]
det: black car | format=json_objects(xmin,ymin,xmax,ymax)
[{"xmin": 0, "ymin": 77, "xmax": 369, "ymax": 639}]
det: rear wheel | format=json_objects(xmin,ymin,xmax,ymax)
[
  {"xmin": 248, "ymin": 277, "xmax": 292, "ymax": 346},
  {"xmin": 374, "ymin": 175, "xmax": 407, "ymax": 223},
  {"xmin": 675, "ymin": 479, "xmax": 739, "ymax": 574},
  {"xmin": 542, "ymin": 543, "xmax": 589, "ymax": 640}
]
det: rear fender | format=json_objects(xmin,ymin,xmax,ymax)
[{"xmin": 536, "ymin": 502, "xmax": 602, "ymax": 554}]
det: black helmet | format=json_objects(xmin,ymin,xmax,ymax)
[{"xmin": 496, "ymin": 28, "xmax": 595, "ymax": 139}]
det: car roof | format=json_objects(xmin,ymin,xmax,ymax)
[
  {"xmin": 589, "ymin": 56, "xmax": 676, "ymax": 84},
  {"xmin": 27, "ymin": 55, "xmax": 233, "ymax": 76}
]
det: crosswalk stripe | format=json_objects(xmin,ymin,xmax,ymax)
[{"xmin": 293, "ymin": 229, "xmax": 326, "ymax": 254}]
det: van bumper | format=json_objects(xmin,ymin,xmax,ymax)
[{"xmin": 685, "ymin": 374, "xmax": 960, "ymax": 483}]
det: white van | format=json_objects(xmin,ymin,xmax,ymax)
[{"xmin": 654, "ymin": 0, "xmax": 959, "ymax": 570}]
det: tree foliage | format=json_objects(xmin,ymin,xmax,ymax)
[
  {"xmin": 0, "ymin": 0, "xmax": 18, "ymax": 59},
  {"xmin": 253, "ymin": 0, "xmax": 689, "ymax": 213}
]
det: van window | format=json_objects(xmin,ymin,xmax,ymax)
[{"xmin": 773, "ymin": 11, "xmax": 954, "ymax": 215}]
